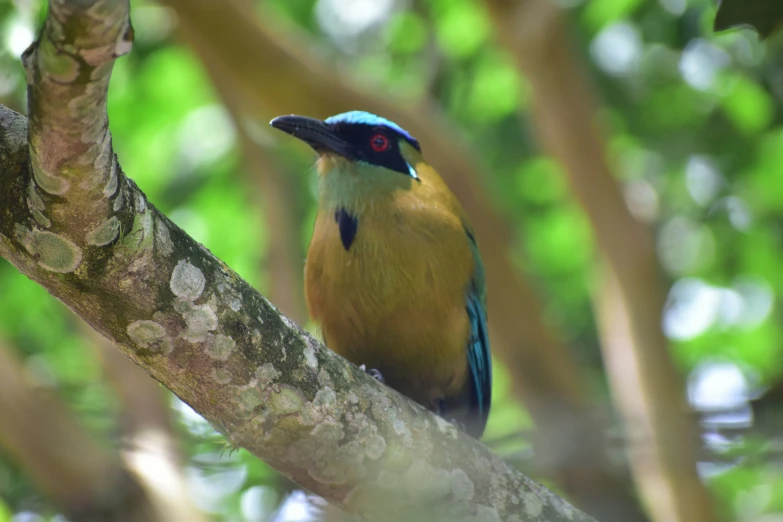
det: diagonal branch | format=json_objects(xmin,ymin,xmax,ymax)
[{"xmin": 0, "ymin": 1, "xmax": 595, "ymax": 521}]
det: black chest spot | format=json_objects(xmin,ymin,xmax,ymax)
[{"xmin": 334, "ymin": 208, "xmax": 358, "ymax": 251}]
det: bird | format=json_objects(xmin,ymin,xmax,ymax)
[{"xmin": 270, "ymin": 110, "xmax": 491, "ymax": 439}]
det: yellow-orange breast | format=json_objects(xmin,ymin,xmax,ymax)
[{"xmin": 305, "ymin": 174, "xmax": 474, "ymax": 409}]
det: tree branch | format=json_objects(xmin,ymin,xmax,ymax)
[{"xmin": 0, "ymin": 2, "xmax": 595, "ymax": 521}]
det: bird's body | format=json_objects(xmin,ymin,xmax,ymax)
[
  {"xmin": 271, "ymin": 111, "xmax": 491, "ymax": 438},
  {"xmin": 307, "ymin": 154, "xmax": 475, "ymax": 415}
]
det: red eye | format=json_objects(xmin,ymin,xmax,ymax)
[{"xmin": 370, "ymin": 134, "xmax": 389, "ymax": 152}]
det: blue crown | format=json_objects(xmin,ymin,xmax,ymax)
[{"xmin": 325, "ymin": 111, "xmax": 420, "ymax": 151}]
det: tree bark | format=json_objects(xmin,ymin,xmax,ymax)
[{"xmin": 0, "ymin": 1, "xmax": 596, "ymax": 521}]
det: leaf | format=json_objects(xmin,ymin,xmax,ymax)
[{"xmin": 714, "ymin": 0, "xmax": 783, "ymax": 39}]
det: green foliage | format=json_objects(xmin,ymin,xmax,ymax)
[
  {"xmin": 385, "ymin": 11, "xmax": 427, "ymax": 54},
  {"xmin": 583, "ymin": 0, "xmax": 643, "ymax": 31},
  {"xmin": 431, "ymin": 0, "xmax": 491, "ymax": 59},
  {"xmin": 464, "ymin": 50, "xmax": 524, "ymax": 122},
  {"xmin": 718, "ymin": 72, "xmax": 774, "ymax": 134}
]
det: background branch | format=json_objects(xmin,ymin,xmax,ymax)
[
  {"xmin": 185, "ymin": 31, "xmax": 309, "ymax": 326},
  {"xmin": 0, "ymin": 337, "xmax": 154, "ymax": 522},
  {"xmin": 84, "ymin": 326, "xmax": 209, "ymax": 522}
]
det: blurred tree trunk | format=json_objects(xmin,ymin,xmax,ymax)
[
  {"xmin": 481, "ymin": 0, "xmax": 717, "ymax": 521},
  {"xmin": 178, "ymin": 23, "xmax": 309, "ymax": 326},
  {"xmin": 0, "ymin": 338, "xmax": 157, "ymax": 522},
  {"xmin": 84, "ymin": 326, "xmax": 209, "ymax": 522}
]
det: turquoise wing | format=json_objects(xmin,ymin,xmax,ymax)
[{"xmin": 465, "ymin": 227, "xmax": 492, "ymax": 437}]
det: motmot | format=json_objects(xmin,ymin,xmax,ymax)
[{"xmin": 270, "ymin": 111, "xmax": 492, "ymax": 438}]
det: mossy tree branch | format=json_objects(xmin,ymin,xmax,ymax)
[{"xmin": 0, "ymin": 1, "xmax": 595, "ymax": 521}]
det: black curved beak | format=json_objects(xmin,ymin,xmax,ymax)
[{"xmin": 270, "ymin": 115, "xmax": 355, "ymax": 158}]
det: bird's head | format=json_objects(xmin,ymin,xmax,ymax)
[{"xmin": 270, "ymin": 111, "xmax": 421, "ymax": 182}]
